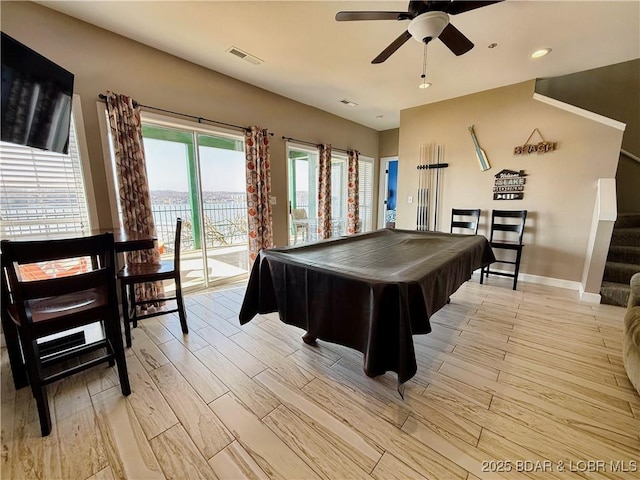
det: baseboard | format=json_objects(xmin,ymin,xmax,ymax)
[
  {"xmin": 578, "ymin": 286, "xmax": 602, "ymax": 304},
  {"xmin": 517, "ymin": 272, "xmax": 583, "ymax": 292},
  {"xmin": 478, "ymin": 268, "xmax": 586, "ymax": 293}
]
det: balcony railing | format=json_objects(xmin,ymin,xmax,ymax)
[
  {"xmin": 152, "ymin": 201, "xmax": 373, "ymax": 253},
  {"xmin": 151, "ymin": 203, "xmax": 247, "ymax": 254}
]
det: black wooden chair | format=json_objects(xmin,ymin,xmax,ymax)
[
  {"xmin": 1, "ymin": 233, "xmax": 131, "ymax": 436},
  {"xmin": 118, "ymin": 218, "xmax": 187, "ymax": 348},
  {"xmin": 450, "ymin": 208, "xmax": 481, "ymax": 234},
  {"xmin": 480, "ymin": 209, "xmax": 528, "ymax": 290}
]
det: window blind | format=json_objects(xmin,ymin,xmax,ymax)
[
  {"xmin": 0, "ymin": 116, "xmax": 91, "ymax": 239},
  {"xmin": 359, "ymin": 158, "xmax": 374, "ymax": 232}
]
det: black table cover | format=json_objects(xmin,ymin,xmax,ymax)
[{"xmin": 239, "ymin": 229, "xmax": 495, "ymax": 385}]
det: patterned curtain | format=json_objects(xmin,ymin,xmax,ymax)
[
  {"xmin": 347, "ymin": 150, "xmax": 360, "ymax": 235},
  {"xmin": 105, "ymin": 92, "xmax": 164, "ymax": 303},
  {"xmin": 245, "ymin": 127, "xmax": 273, "ymax": 264},
  {"xmin": 317, "ymin": 144, "xmax": 332, "ymax": 240}
]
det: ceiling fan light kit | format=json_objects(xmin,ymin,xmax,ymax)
[
  {"xmin": 335, "ymin": 1, "xmax": 504, "ymax": 63},
  {"xmin": 408, "ymin": 12, "xmax": 449, "ymax": 44}
]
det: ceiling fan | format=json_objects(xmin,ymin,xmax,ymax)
[{"xmin": 336, "ymin": 1, "xmax": 504, "ymax": 63}]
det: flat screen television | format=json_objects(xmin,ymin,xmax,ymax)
[{"xmin": 1, "ymin": 32, "xmax": 74, "ymax": 154}]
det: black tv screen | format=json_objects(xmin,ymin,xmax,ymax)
[{"xmin": 1, "ymin": 32, "xmax": 74, "ymax": 154}]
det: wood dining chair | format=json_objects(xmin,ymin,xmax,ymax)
[
  {"xmin": 118, "ymin": 218, "xmax": 188, "ymax": 347},
  {"xmin": 450, "ymin": 208, "xmax": 481, "ymax": 235},
  {"xmin": 1, "ymin": 233, "xmax": 131, "ymax": 436},
  {"xmin": 480, "ymin": 209, "xmax": 528, "ymax": 290}
]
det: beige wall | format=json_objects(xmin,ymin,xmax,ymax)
[
  {"xmin": 1, "ymin": 2, "xmax": 379, "ymax": 247},
  {"xmin": 397, "ymin": 81, "xmax": 624, "ymax": 283},
  {"xmin": 379, "ymin": 129, "xmax": 399, "ymax": 158}
]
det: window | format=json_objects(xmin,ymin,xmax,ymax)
[
  {"xmin": 0, "ymin": 112, "xmax": 91, "ymax": 238},
  {"xmin": 331, "ymin": 153, "xmax": 375, "ymax": 234},
  {"xmin": 359, "ymin": 157, "xmax": 374, "ymax": 232}
]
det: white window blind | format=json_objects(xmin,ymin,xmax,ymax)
[
  {"xmin": 0, "ymin": 115, "xmax": 91, "ymax": 239},
  {"xmin": 359, "ymin": 158, "xmax": 374, "ymax": 232}
]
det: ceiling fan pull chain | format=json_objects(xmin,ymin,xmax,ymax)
[{"xmin": 421, "ymin": 43, "xmax": 428, "ymax": 80}]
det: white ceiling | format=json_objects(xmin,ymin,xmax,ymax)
[{"xmin": 40, "ymin": 1, "xmax": 640, "ymax": 131}]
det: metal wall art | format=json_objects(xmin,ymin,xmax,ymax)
[{"xmin": 493, "ymin": 169, "xmax": 527, "ymax": 200}]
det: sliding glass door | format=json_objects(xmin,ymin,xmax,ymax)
[
  {"xmin": 198, "ymin": 134, "xmax": 248, "ymax": 283},
  {"xmin": 287, "ymin": 145, "xmax": 375, "ymax": 244},
  {"xmin": 142, "ymin": 123, "xmax": 247, "ymax": 290}
]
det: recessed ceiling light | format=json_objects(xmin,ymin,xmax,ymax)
[
  {"xmin": 531, "ymin": 48, "xmax": 552, "ymax": 59},
  {"xmin": 340, "ymin": 99, "xmax": 358, "ymax": 107},
  {"xmin": 488, "ymin": 43, "xmax": 498, "ymax": 49},
  {"xmin": 376, "ymin": 115, "xmax": 384, "ymax": 119},
  {"xmin": 418, "ymin": 82, "xmax": 432, "ymax": 89}
]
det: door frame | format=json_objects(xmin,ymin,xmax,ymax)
[
  {"xmin": 378, "ymin": 156, "xmax": 398, "ymax": 229},
  {"xmin": 285, "ymin": 142, "xmax": 320, "ymax": 245}
]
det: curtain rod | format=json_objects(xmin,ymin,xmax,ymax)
[
  {"xmin": 98, "ymin": 94, "xmax": 273, "ymax": 136},
  {"xmin": 281, "ymin": 135, "xmax": 354, "ymax": 154}
]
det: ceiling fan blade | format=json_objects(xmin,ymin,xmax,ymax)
[
  {"xmin": 336, "ymin": 11, "xmax": 409, "ymax": 21},
  {"xmin": 439, "ymin": 23, "xmax": 474, "ymax": 56},
  {"xmin": 372, "ymin": 30, "xmax": 413, "ymax": 64},
  {"xmin": 447, "ymin": 1, "xmax": 503, "ymax": 15}
]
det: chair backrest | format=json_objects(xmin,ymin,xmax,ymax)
[
  {"xmin": 1, "ymin": 233, "xmax": 117, "ymax": 327},
  {"xmin": 173, "ymin": 218, "xmax": 183, "ymax": 272},
  {"xmin": 450, "ymin": 209, "xmax": 481, "ymax": 235},
  {"xmin": 489, "ymin": 210, "xmax": 527, "ymax": 244},
  {"xmin": 291, "ymin": 208, "xmax": 308, "ymax": 221}
]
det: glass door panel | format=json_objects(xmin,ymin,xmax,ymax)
[
  {"xmin": 197, "ymin": 133, "xmax": 248, "ymax": 285},
  {"xmin": 142, "ymin": 125, "xmax": 206, "ymax": 291},
  {"xmin": 287, "ymin": 147, "xmax": 318, "ymax": 244}
]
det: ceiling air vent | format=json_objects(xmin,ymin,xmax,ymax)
[{"xmin": 227, "ymin": 46, "xmax": 263, "ymax": 65}]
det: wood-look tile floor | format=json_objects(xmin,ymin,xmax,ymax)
[{"xmin": 2, "ymin": 275, "xmax": 639, "ymax": 480}]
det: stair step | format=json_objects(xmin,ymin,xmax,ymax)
[
  {"xmin": 606, "ymin": 245, "xmax": 640, "ymax": 264},
  {"xmin": 615, "ymin": 212, "xmax": 640, "ymax": 229},
  {"xmin": 600, "ymin": 281, "xmax": 631, "ymax": 307},
  {"xmin": 610, "ymin": 227, "xmax": 640, "ymax": 247},
  {"xmin": 602, "ymin": 261, "xmax": 640, "ymax": 285}
]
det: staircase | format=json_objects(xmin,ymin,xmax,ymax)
[{"xmin": 600, "ymin": 213, "xmax": 640, "ymax": 306}]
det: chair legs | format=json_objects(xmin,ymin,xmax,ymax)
[
  {"xmin": 175, "ymin": 277, "xmax": 188, "ymax": 335},
  {"xmin": 19, "ymin": 314, "xmax": 131, "ymax": 437},
  {"xmin": 2, "ymin": 317, "xmax": 29, "ymax": 389},
  {"xmin": 120, "ymin": 276, "xmax": 188, "ymax": 347},
  {"xmin": 104, "ymin": 311, "xmax": 131, "ymax": 396},
  {"xmin": 512, "ymin": 248, "xmax": 523, "ymax": 291},
  {"xmin": 22, "ymin": 336, "xmax": 52, "ymax": 436},
  {"xmin": 479, "ymin": 249, "xmax": 522, "ymax": 291},
  {"xmin": 121, "ymin": 280, "xmax": 133, "ymax": 348}
]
